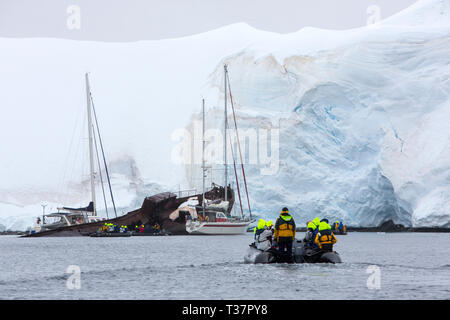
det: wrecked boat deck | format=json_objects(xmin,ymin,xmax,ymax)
[{"xmin": 22, "ymin": 185, "xmax": 233, "ymax": 237}]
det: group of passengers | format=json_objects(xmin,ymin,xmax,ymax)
[{"xmin": 253, "ymin": 207, "xmax": 340, "ymax": 259}]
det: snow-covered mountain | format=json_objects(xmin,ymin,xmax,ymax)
[{"xmin": 1, "ymin": 0, "xmax": 449, "ymax": 230}]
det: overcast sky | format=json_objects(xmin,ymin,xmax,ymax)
[{"xmin": 0, "ymin": 0, "xmax": 418, "ymax": 41}]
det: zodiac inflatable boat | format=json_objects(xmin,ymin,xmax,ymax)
[{"xmin": 244, "ymin": 239, "xmax": 342, "ymax": 264}]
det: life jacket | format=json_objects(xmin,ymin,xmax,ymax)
[
  {"xmin": 311, "ymin": 228, "xmax": 320, "ymax": 248},
  {"xmin": 314, "ymin": 224, "xmax": 337, "ymax": 251},
  {"xmin": 275, "ymin": 214, "xmax": 295, "ymax": 240}
]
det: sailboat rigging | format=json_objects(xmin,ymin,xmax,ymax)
[
  {"xmin": 184, "ymin": 64, "xmax": 254, "ymax": 235},
  {"xmin": 225, "ymin": 65, "xmax": 252, "ymax": 219},
  {"xmin": 29, "ymin": 73, "xmax": 116, "ymax": 234},
  {"xmin": 90, "ymin": 89, "xmax": 117, "ymax": 218}
]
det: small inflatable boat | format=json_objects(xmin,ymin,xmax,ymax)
[
  {"xmin": 244, "ymin": 239, "xmax": 341, "ymax": 264},
  {"xmin": 89, "ymin": 232, "xmax": 132, "ymax": 237},
  {"xmin": 132, "ymin": 230, "xmax": 171, "ymax": 236}
]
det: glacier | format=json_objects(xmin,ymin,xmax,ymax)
[
  {"xmin": 191, "ymin": 0, "xmax": 450, "ymax": 228},
  {"xmin": 1, "ymin": 0, "xmax": 450, "ymax": 230}
]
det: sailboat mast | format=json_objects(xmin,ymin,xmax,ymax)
[
  {"xmin": 202, "ymin": 99, "xmax": 206, "ymax": 217},
  {"xmin": 85, "ymin": 73, "xmax": 96, "ymax": 216},
  {"xmin": 224, "ymin": 64, "xmax": 228, "ymax": 202}
]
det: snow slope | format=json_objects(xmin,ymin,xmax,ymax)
[
  {"xmin": 0, "ymin": 23, "xmax": 263, "ymax": 230},
  {"xmin": 1, "ymin": 0, "xmax": 449, "ymax": 230}
]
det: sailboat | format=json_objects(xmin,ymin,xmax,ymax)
[
  {"xmin": 29, "ymin": 73, "xmax": 115, "ymax": 234},
  {"xmin": 185, "ymin": 65, "xmax": 254, "ymax": 235}
]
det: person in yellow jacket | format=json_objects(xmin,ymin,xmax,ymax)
[
  {"xmin": 334, "ymin": 221, "xmax": 340, "ymax": 231},
  {"xmin": 314, "ymin": 221, "xmax": 337, "ymax": 252},
  {"xmin": 302, "ymin": 217, "xmax": 321, "ymax": 248},
  {"xmin": 256, "ymin": 220, "xmax": 274, "ymax": 251},
  {"xmin": 253, "ymin": 219, "xmax": 266, "ymax": 240},
  {"xmin": 312, "ymin": 217, "xmax": 321, "ymax": 229},
  {"xmin": 274, "ymin": 207, "xmax": 296, "ymax": 258},
  {"xmin": 304, "ymin": 220, "xmax": 318, "ymax": 247}
]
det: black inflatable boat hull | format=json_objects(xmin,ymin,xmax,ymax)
[
  {"xmin": 89, "ymin": 232, "xmax": 132, "ymax": 237},
  {"xmin": 244, "ymin": 240, "xmax": 341, "ymax": 264}
]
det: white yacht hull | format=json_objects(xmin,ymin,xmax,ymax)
[{"xmin": 186, "ymin": 220, "xmax": 251, "ymax": 235}]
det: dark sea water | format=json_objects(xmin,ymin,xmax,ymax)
[{"xmin": 0, "ymin": 233, "xmax": 449, "ymax": 299}]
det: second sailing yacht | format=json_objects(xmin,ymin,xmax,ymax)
[{"xmin": 185, "ymin": 65, "xmax": 254, "ymax": 235}]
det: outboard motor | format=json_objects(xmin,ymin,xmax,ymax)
[{"xmin": 293, "ymin": 240, "xmax": 306, "ymax": 263}]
